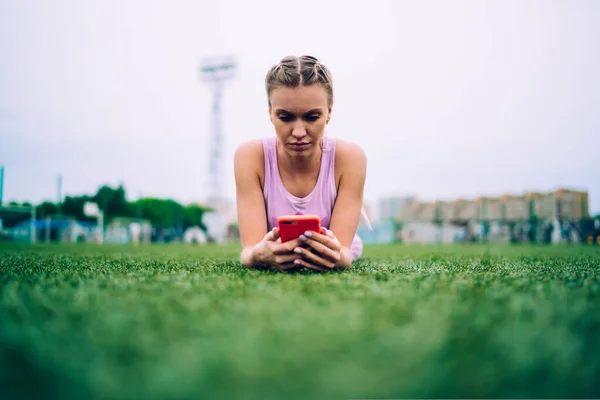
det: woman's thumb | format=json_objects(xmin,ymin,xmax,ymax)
[
  {"xmin": 265, "ymin": 227, "xmax": 279, "ymax": 241},
  {"xmin": 272, "ymin": 227, "xmax": 280, "ymax": 240}
]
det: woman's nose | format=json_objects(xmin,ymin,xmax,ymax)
[
  {"xmin": 292, "ymin": 121, "xmax": 307, "ymax": 138},
  {"xmin": 292, "ymin": 127, "xmax": 307, "ymax": 138}
]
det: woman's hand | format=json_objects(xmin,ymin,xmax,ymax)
[
  {"xmin": 292, "ymin": 228, "xmax": 351, "ymax": 271},
  {"xmin": 250, "ymin": 227, "xmax": 303, "ymax": 272}
]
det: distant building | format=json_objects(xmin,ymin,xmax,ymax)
[
  {"xmin": 378, "ymin": 196, "xmax": 415, "ymax": 222},
  {"xmin": 394, "ymin": 188, "xmax": 589, "ymax": 224},
  {"xmin": 380, "ymin": 188, "xmax": 591, "ymax": 245},
  {"xmin": 105, "ymin": 217, "xmax": 152, "ymax": 245},
  {"xmin": 9, "ymin": 219, "xmax": 97, "ymax": 243},
  {"xmin": 357, "ymin": 219, "xmax": 398, "ymax": 244},
  {"xmin": 528, "ymin": 188, "xmax": 589, "ymax": 220}
]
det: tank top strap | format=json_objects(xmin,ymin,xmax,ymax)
[
  {"xmin": 261, "ymin": 136, "xmax": 277, "ymax": 201},
  {"xmin": 321, "ymin": 136, "xmax": 338, "ymax": 204}
]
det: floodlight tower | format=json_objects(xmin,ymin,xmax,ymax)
[{"xmin": 200, "ymin": 56, "xmax": 236, "ymax": 205}]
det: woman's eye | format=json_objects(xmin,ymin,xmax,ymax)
[
  {"xmin": 278, "ymin": 115, "xmax": 293, "ymax": 122},
  {"xmin": 305, "ymin": 114, "xmax": 320, "ymax": 121}
]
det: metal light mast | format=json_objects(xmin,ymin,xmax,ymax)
[{"xmin": 200, "ymin": 56, "xmax": 236, "ymax": 204}]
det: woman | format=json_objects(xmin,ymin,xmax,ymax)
[{"xmin": 234, "ymin": 55, "xmax": 367, "ymax": 272}]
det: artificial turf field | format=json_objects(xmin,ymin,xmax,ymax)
[{"xmin": 1, "ymin": 242, "xmax": 599, "ymax": 399}]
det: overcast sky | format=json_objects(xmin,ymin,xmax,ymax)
[{"xmin": 1, "ymin": 0, "xmax": 599, "ymax": 218}]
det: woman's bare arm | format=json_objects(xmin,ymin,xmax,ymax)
[
  {"xmin": 328, "ymin": 140, "xmax": 367, "ymax": 268},
  {"xmin": 233, "ymin": 140, "xmax": 268, "ymax": 267}
]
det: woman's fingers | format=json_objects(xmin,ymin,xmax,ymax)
[
  {"xmin": 294, "ymin": 246, "xmax": 336, "ymax": 269},
  {"xmin": 265, "ymin": 228, "xmax": 341, "ymax": 272},
  {"xmin": 323, "ymin": 228, "xmax": 337, "ymax": 240},
  {"xmin": 296, "ymin": 229, "xmax": 342, "ymax": 264},
  {"xmin": 293, "ymin": 258, "xmax": 327, "ymax": 272},
  {"xmin": 273, "ymin": 253, "xmax": 301, "ymax": 265},
  {"xmin": 272, "ymin": 237, "xmax": 302, "ymax": 254},
  {"xmin": 267, "ymin": 227, "xmax": 281, "ymax": 241},
  {"xmin": 300, "ymin": 230, "xmax": 341, "ymax": 251},
  {"xmin": 298, "ymin": 237, "xmax": 340, "ymax": 263}
]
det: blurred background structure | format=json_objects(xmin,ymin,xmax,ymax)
[
  {"xmin": 1, "ymin": 165, "xmax": 598, "ymax": 245},
  {"xmin": 357, "ymin": 188, "xmax": 596, "ymax": 246},
  {"xmin": 200, "ymin": 55, "xmax": 237, "ymax": 244},
  {"xmin": 1, "ymin": 1, "xmax": 598, "ymax": 246}
]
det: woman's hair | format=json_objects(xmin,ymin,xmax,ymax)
[{"xmin": 265, "ymin": 55, "xmax": 334, "ymax": 107}]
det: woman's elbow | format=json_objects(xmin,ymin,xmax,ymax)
[
  {"xmin": 334, "ymin": 248, "xmax": 354, "ymax": 270},
  {"xmin": 239, "ymin": 246, "xmax": 257, "ymax": 268}
]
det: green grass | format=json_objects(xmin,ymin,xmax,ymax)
[{"xmin": 1, "ymin": 242, "xmax": 599, "ymax": 399}]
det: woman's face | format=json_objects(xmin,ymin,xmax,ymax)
[{"xmin": 269, "ymin": 84, "xmax": 332, "ymax": 157}]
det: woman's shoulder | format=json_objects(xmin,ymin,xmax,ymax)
[
  {"xmin": 233, "ymin": 139, "xmax": 266, "ymax": 178},
  {"xmin": 330, "ymin": 138, "xmax": 366, "ymax": 189},
  {"xmin": 332, "ymin": 137, "xmax": 367, "ymax": 168},
  {"xmin": 234, "ymin": 139, "xmax": 265, "ymax": 161}
]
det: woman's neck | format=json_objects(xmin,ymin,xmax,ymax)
[{"xmin": 276, "ymin": 139, "xmax": 323, "ymax": 176}]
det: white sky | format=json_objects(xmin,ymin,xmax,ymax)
[{"xmin": 1, "ymin": 0, "xmax": 599, "ymax": 217}]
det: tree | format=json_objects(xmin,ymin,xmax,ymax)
[
  {"xmin": 183, "ymin": 205, "xmax": 208, "ymax": 232},
  {"xmin": 62, "ymin": 195, "xmax": 94, "ymax": 221},
  {"xmin": 130, "ymin": 198, "xmax": 210, "ymax": 231},
  {"xmin": 131, "ymin": 198, "xmax": 183, "ymax": 228},
  {"xmin": 5, "ymin": 183, "xmax": 211, "ymax": 231},
  {"xmin": 36, "ymin": 202, "xmax": 59, "ymax": 219},
  {"xmin": 92, "ymin": 184, "xmax": 132, "ymax": 221}
]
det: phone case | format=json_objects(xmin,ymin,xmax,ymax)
[{"xmin": 277, "ymin": 215, "xmax": 321, "ymax": 243}]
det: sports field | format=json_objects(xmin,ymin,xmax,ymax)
[{"xmin": 1, "ymin": 242, "xmax": 599, "ymax": 399}]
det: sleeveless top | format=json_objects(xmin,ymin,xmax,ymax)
[{"xmin": 261, "ymin": 136, "xmax": 363, "ymax": 260}]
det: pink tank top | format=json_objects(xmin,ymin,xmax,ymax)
[{"xmin": 261, "ymin": 136, "xmax": 363, "ymax": 260}]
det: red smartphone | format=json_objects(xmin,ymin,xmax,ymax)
[{"xmin": 277, "ymin": 215, "xmax": 321, "ymax": 243}]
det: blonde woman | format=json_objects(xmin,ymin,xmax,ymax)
[{"xmin": 234, "ymin": 55, "xmax": 368, "ymax": 272}]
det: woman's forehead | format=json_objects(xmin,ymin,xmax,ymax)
[{"xmin": 270, "ymin": 85, "xmax": 328, "ymax": 111}]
